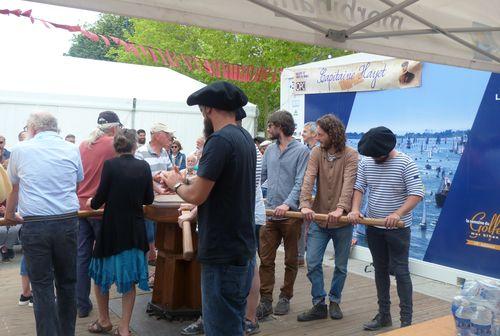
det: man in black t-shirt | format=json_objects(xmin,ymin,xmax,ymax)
[{"xmin": 162, "ymin": 81, "xmax": 256, "ymax": 336}]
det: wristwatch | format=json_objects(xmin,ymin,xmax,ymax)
[{"xmin": 173, "ymin": 182, "xmax": 183, "ymax": 193}]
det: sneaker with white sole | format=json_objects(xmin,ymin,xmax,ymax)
[{"xmin": 18, "ymin": 294, "xmax": 33, "ymax": 306}]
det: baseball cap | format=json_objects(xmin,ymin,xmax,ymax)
[
  {"xmin": 150, "ymin": 122, "xmax": 175, "ymax": 134},
  {"xmin": 97, "ymin": 111, "xmax": 122, "ymax": 126}
]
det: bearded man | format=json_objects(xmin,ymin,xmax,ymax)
[{"xmin": 296, "ymin": 114, "xmax": 358, "ymax": 322}]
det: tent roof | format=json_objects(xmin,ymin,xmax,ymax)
[{"xmin": 31, "ymin": 0, "xmax": 500, "ymax": 73}]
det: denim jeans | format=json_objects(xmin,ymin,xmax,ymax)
[
  {"xmin": 20, "ymin": 217, "xmax": 78, "ymax": 336},
  {"xmin": 201, "ymin": 260, "xmax": 254, "ymax": 336},
  {"xmin": 366, "ymin": 226, "xmax": 412, "ymax": 323},
  {"xmin": 144, "ymin": 219, "xmax": 156, "ymax": 244},
  {"xmin": 306, "ymin": 222, "xmax": 353, "ymax": 305},
  {"xmin": 76, "ymin": 217, "xmax": 102, "ymax": 314}
]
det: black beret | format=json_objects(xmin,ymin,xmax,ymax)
[
  {"xmin": 236, "ymin": 107, "xmax": 247, "ymax": 121},
  {"xmin": 358, "ymin": 126, "xmax": 396, "ymax": 157},
  {"xmin": 187, "ymin": 81, "xmax": 248, "ymax": 113}
]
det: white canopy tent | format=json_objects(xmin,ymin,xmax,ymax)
[
  {"xmin": 0, "ymin": 55, "xmax": 257, "ymax": 153},
  {"xmin": 31, "ymin": 0, "xmax": 500, "ymax": 73}
]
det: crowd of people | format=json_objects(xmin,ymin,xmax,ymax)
[{"xmin": 0, "ymin": 80, "xmax": 424, "ymax": 336}]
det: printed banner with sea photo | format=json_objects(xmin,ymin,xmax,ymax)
[{"xmin": 292, "ymin": 59, "xmax": 422, "ymax": 94}]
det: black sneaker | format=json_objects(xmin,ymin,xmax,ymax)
[
  {"xmin": 256, "ymin": 300, "xmax": 273, "ymax": 320},
  {"xmin": 245, "ymin": 319, "xmax": 260, "ymax": 335},
  {"xmin": 363, "ymin": 313, "xmax": 392, "ymax": 331},
  {"xmin": 297, "ymin": 302, "xmax": 327, "ymax": 322},
  {"xmin": 274, "ymin": 297, "xmax": 290, "ymax": 316},
  {"xmin": 180, "ymin": 317, "xmax": 204, "ymax": 335},
  {"xmin": 18, "ymin": 294, "xmax": 33, "ymax": 306},
  {"xmin": 401, "ymin": 320, "xmax": 411, "ymax": 328},
  {"xmin": 329, "ymin": 302, "xmax": 343, "ymax": 320}
]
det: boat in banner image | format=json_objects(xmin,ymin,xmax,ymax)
[{"xmin": 435, "ymin": 176, "xmax": 452, "ymax": 208}]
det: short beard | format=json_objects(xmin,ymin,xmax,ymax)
[
  {"xmin": 138, "ymin": 139, "xmax": 146, "ymax": 145},
  {"xmin": 203, "ymin": 118, "xmax": 214, "ymax": 138},
  {"xmin": 320, "ymin": 138, "xmax": 333, "ymax": 151}
]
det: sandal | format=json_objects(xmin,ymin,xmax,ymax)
[
  {"xmin": 88, "ymin": 320, "xmax": 113, "ymax": 333},
  {"xmin": 113, "ymin": 328, "xmax": 131, "ymax": 336}
]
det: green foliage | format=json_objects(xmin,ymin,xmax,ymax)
[
  {"xmin": 65, "ymin": 14, "xmax": 133, "ymax": 61},
  {"xmin": 68, "ymin": 17, "xmax": 351, "ymax": 131}
]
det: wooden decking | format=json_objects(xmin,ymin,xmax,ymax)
[{"xmin": 0, "ymin": 251, "xmax": 451, "ymax": 335}]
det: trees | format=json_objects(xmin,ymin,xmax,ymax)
[
  {"xmin": 65, "ymin": 14, "xmax": 133, "ymax": 61},
  {"xmin": 67, "ymin": 17, "xmax": 350, "ymax": 130}
]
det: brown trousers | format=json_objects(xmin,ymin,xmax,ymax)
[{"xmin": 258, "ymin": 218, "xmax": 302, "ymax": 302}]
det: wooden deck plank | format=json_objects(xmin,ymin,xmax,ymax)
[{"xmin": 0, "ymin": 252, "xmax": 451, "ymax": 335}]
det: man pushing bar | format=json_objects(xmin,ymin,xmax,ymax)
[{"xmin": 161, "ymin": 81, "xmax": 256, "ymax": 336}]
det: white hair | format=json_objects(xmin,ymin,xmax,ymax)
[
  {"xmin": 26, "ymin": 112, "xmax": 59, "ymax": 133},
  {"xmin": 304, "ymin": 121, "xmax": 317, "ymax": 134},
  {"xmin": 86, "ymin": 124, "xmax": 117, "ymax": 147}
]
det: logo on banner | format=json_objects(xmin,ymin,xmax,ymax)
[
  {"xmin": 465, "ymin": 211, "xmax": 500, "ymax": 251},
  {"xmin": 292, "ymin": 59, "xmax": 422, "ymax": 94}
]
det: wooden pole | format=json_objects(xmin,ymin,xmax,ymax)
[
  {"xmin": 181, "ymin": 211, "xmax": 194, "ymax": 261},
  {"xmin": 0, "ymin": 209, "xmax": 404, "ymax": 228},
  {"xmin": 265, "ymin": 209, "xmax": 405, "ymax": 228}
]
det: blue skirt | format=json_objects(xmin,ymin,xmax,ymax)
[{"xmin": 89, "ymin": 248, "xmax": 149, "ymax": 294}]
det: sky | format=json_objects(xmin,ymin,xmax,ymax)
[
  {"xmin": 0, "ymin": 0, "xmax": 100, "ymax": 62},
  {"xmin": 347, "ymin": 62, "xmax": 492, "ymax": 134}
]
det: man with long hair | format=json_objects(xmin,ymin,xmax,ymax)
[
  {"xmin": 77, "ymin": 111, "xmax": 122, "ymax": 318},
  {"xmin": 297, "ymin": 114, "xmax": 358, "ymax": 322}
]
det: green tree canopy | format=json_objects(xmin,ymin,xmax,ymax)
[
  {"xmin": 68, "ymin": 17, "xmax": 350, "ymax": 130},
  {"xmin": 65, "ymin": 14, "xmax": 133, "ymax": 61}
]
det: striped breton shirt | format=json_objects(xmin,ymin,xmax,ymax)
[
  {"xmin": 255, "ymin": 144, "xmax": 265, "ymax": 226},
  {"xmin": 134, "ymin": 143, "xmax": 173, "ymax": 175},
  {"xmin": 354, "ymin": 152, "xmax": 424, "ymax": 228}
]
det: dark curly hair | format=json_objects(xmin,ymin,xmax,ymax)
[
  {"xmin": 316, "ymin": 114, "xmax": 346, "ymax": 152},
  {"xmin": 268, "ymin": 110, "xmax": 295, "ymax": 137}
]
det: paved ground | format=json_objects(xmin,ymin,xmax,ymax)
[{"xmin": 0, "ymin": 247, "xmax": 457, "ymax": 335}]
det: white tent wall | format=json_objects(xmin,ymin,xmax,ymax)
[{"xmin": 0, "ymin": 56, "xmax": 257, "ymax": 154}]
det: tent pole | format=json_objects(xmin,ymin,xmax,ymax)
[
  {"xmin": 350, "ymin": 26, "xmax": 500, "ymax": 39},
  {"xmin": 246, "ymin": 0, "xmax": 328, "ymax": 34},
  {"xmin": 131, "ymin": 97, "xmax": 137, "ymax": 129},
  {"xmin": 344, "ymin": 0, "xmax": 420, "ymax": 36},
  {"xmin": 378, "ymin": 0, "xmax": 500, "ymax": 63}
]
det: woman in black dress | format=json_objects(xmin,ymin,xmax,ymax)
[{"xmin": 87, "ymin": 129, "xmax": 154, "ymax": 336}]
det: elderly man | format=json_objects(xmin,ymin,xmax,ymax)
[
  {"xmin": 5, "ymin": 112, "xmax": 83, "ymax": 336},
  {"xmin": 301, "ymin": 121, "xmax": 318, "ymax": 150},
  {"xmin": 297, "ymin": 114, "xmax": 358, "ymax": 322},
  {"xmin": 135, "ymin": 123, "xmax": 174, "ymax": 265},
  {"xmin": 162, "ymin": 81, "xmax": 256, "ymax": 336},
  {"xmin": 76, "ymin": 111, "xmax": 121, "ymax": 318},
  {"xmin": 348, "ymin": 126, "xmax": 423, "ymax": 331}
]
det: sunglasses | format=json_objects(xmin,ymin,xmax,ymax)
[{"xmin": 171, "ymin": 145, "xmax": 178, "ymax": 148}]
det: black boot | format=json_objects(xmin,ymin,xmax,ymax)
[
  {"xmin": 363, "ymin": 313, "xmax": 392, "ymax": 331},
  {"xmin": 297, "ymin": 302, "xmax": 327, "ymax": 322}
]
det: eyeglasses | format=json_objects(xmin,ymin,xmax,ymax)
[{"xmin": 171, "ymin": 145, "xmax": 178, "ymax": 148}]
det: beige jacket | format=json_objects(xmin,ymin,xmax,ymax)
[{"xmin": 299, "ymin": 146, "xmax": 358, "ymax": 225}]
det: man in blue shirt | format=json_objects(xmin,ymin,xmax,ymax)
[
  {"xmin": 257, "ymin": 110, "xmax": 310, "ymax": 318},
  {"xmin": 5, "ymin": 112, "xmax": 83, "ymax": 336}
]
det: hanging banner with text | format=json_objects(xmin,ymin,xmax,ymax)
[{"xmin": 292, "ymin": 59, "xmax": 422, "ymax": 94}]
